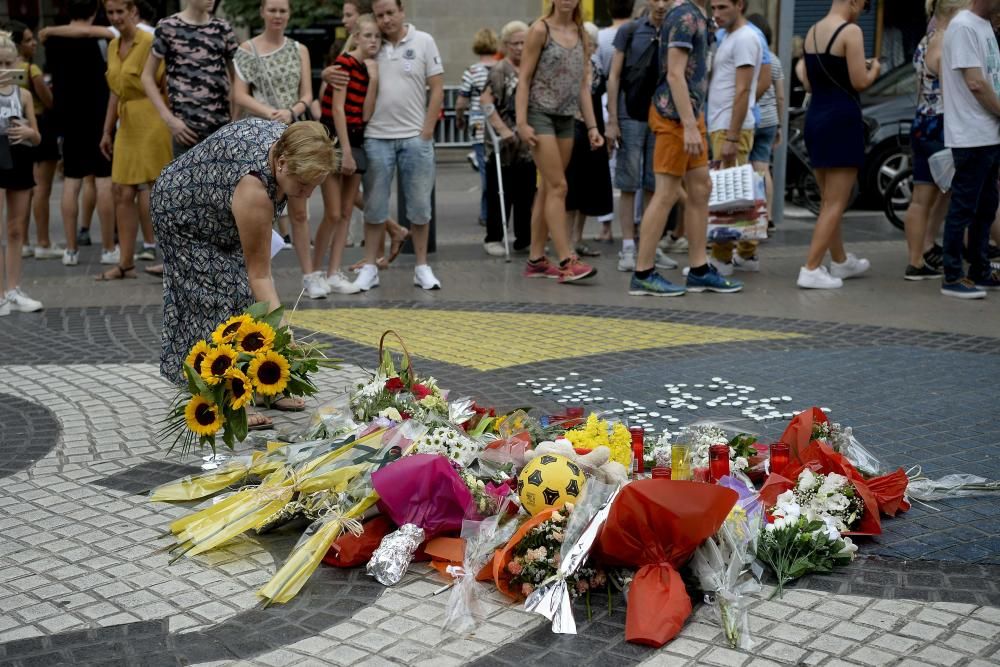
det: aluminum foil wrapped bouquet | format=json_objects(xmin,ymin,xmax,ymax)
[
  {"xmin": 366, "ymin": 523, "xmax": 427, "ymax": 586},
  {"xmin": 690, "ymin": 476, "xmax": 763, "ymax": 649},
  {"xmin": 524, "ymin": 480, "xmax": 622, "ymax": 634},
  {"xmin": 367, "ymin": 454, "xmax": 477, "ymax": 586}
]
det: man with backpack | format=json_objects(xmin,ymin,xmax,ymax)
[{"xmin": 606, "ymin": 0, "xmax": 678, "ymax": 274}]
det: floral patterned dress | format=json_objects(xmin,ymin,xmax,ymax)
[
  {"xmin": 233, "ymin": 38, "xmax": 303, "ymax": 113},
  {"xmin": 151, "ymin": 118, "xmax": 287, "ymax": 383}
]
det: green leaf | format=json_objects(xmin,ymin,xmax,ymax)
[
  {"xmin": 245, "ymin": 302, "xmax": 270, "ymax": 319},
  {"xmin": 182, "ymin": 362, "xmax": 209, "ymax": 396},
  {"xmin": 262, "ymin": 306, "xmax": 285, "ymax": 330},
  {"xmin": 232, "ymin": 408, "xmax": 248, "ymax": 442}
]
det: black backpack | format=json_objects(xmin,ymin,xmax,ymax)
[{"xmin": 622, "ymin": 22, "xmax": 662, "ymax": 119}]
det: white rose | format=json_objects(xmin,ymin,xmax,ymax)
[{"xmin": 836, "ymin": 537, "xmax": 858, "ymax": 559}]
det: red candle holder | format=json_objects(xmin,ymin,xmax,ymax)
[
  {"xmin": 629, "ymin": 426, "xmax": 645, "ymax": 476},
  {"xmin": 651, "ymin": 467, "xmax": 671, "ymax": 479},
  {"xmin": 770, "ymin": 442, "xmax": 790, "ymax": 476},
  {"xmin": 708, "ymin": 444, "xmax": 730, "ymax": 482}
]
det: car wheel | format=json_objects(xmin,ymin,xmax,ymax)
[
  {"xmin": 883, "ymin": 167, "xmax": 912, "ymax": 232},
  {"xmin": 799, "ymin": 172, "xmax": 822, "ymax": 215},
  {"xmin": 871, "ymin": 145, "xmax": 912, "ymax": 198}
]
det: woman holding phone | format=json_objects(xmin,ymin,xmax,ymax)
[
  {"xmin": 0, "ymin": 31, "xmax": 43, "ymax": 316},
  {"xmin": 97, "ymin": 0, "xmax": 172, "ymax": 281}
]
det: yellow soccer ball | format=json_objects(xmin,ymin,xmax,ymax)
[{"xmin": 517, "ymin": 454, "xmax": 586, "ymax": 516}]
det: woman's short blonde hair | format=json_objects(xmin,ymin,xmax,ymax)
[
  {"xmin": 272, "ymin": 121, "xmax": 337, "ymax": 182},
  {"xmin": 500, "ymin": 20, "xmax": 529, "ymax": 43},
  {"xmin": 927, "ymin": 0, "xmax": 968, "ymax": 18},
  {"xmin": 472, "ymin": 28, "xmax": 498, "ymax": 55}
]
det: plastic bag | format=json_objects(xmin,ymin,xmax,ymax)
[
  {"xmin": 295, "ymin": 395, "xmax": 358, "ymax": 442},
  {"xmin": 442, "ymin": 499, "xmax": 520, "ymax": 634},
  {"xmin": 907, "ymin": 473, "xmax": 1000, "ymax": 501},
  {"xmin": 929, "ymin": 148, "xmax": 954, "ymax": 192}
]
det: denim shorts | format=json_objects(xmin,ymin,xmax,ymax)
[
  {"xmin": 911, "ymin": 113, "xmax": 944, "ymax": 185},
  {"xmin": 362, "ymin": 136, "xmax": 436, "ymax": 225},
  {"xmin": 749, "ymin": 124, "xmax": 778, "ymax": 163},
  {"xmin": 614, "ymin": 118, "xmax": 655, "ymax": 193},
  {"xmin": 527, "ymin": 108, "xmax": 575, "ymax": 139}
]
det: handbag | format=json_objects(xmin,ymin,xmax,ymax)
[{"xmin": 249, "ymin": 40, "xmax": 314, "ymax": 123}]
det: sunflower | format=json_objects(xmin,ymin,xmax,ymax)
[
  {"xmin": 225, "ymin": 368, "xmax": 254, "ymax": 410},
  {"xmin": 247, "ymin": 350, "xmax": 291, "ymax": 396},
  {"xmin": 184, "ymin": 340, "xmax": 212, "ymax": 375},
  {"xmin": 235, "ymin": 321, "xmax": 276, "ymax": 355},
  {"xmin": 212, "ymin": 314, "xmax": 252, "ymax": 345},
  {"xmin": 184, "ymin": 395, "xmax": 224, "ymax": 436},
  {"xmin": 201, "ymin": 344, "xmax": 238, "ymax": 385}
]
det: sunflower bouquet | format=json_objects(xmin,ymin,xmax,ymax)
[{"xmin": 163, "ymin": 302, "xmax": 338, "ymax": 453}]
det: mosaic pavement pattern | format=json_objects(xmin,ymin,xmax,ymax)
[{"xmin": 1, "ymin": 302, "xmax": 1000, "ymax": 665}]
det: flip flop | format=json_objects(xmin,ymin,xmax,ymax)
[
  {"xmin": 256, "ymin": 396, "xmax": 306, "ymax": 412},
  {"xmin": 386, "ymin": 228, "xmax": 410, "ymax": 265},
  {"xmin": 96, "ymin": 265, "xmax": 138, "ymax": 281}
]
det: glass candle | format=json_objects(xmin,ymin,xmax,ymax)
[
  {"xmin": 708, "ymin": 444, "xmax": 730, "ymax": 482},
  {"xmin": 651, "ymin": 467, "xmax": 671, "ymax": 479},
  {"xmin": 770, "ymin": 442, "xmax": 791, "ymax": 476},
  {"xmin": 671, "ymin": 444, "xmax": 691, "ymax": 480},
  {"xmin": 629, "ymin": 426, "xmax": 645, "ymax": 476}
]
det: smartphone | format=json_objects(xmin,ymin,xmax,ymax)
[{"xmin": 0, "ymin": 69, "xmax": 27, "ymax": 86}]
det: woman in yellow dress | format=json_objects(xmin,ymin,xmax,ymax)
[{"xmin": 97, "ymin": 0, "xmax": 172, "ymax": 280}]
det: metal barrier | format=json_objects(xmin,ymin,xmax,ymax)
[{"xmin": 434, "ymin": 86, "xmax": 475, "ymax": 147}]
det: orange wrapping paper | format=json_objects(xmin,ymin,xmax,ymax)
[
  {"xmin": 595, "ymin": 481, "xmax": 738, "ymax": 647},
  {"xmin": 493, "ymin": 508, "xmax": 558, "ymax": 599}
]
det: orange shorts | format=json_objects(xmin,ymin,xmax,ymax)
[{"xmin": 649, "ymin": 108, "xmax": 708, "ymax": 177}]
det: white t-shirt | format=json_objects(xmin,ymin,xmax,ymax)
[
  {"xmin": 707, "ymin": 24, "xmax": 761, "ymax": 134},
  {"xmin": 942, "ymin": 10, "xmax": 1000, "ymax": 148},
  {"xmin": 366, "ymin": 24, "xmax": 444, "ymax": 140}
]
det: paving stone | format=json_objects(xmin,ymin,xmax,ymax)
[
  {"xmin": 847, "ymin": 645, "xmax": 899, "ymax": 667},
  {"xmin": 917, "ymin": 644, "xmax": 966, "ymax": 667},
  {"xmin": 700, "ymin": 646, "xmax": 749, "ymax": 667}
]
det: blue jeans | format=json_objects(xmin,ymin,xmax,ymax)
[
  {"xmin": 363, "ymin": 136, "xmax": 436, "ymax": 225},
  {"xmin": 614, "ymin": 118, "xmax": 655, "ymax": 193},
  {"xmin": 474, "ymin": 142, "xmax": 488, "ymax": 221},
  {"xmin": 943, "ymin": 144, "xmax": 1000, "ymax": 282}
]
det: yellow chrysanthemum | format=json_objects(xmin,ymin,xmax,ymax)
[
  {"xmin": 184, "ymin": 340, "xmax": 212, "ymax": 375},
  {"xmin": 247, "ymin": 350, "xmax": 290, "ymax": 396},
  {"xmin": 200, "ymin": 344, "xmax": 238, "ymax": 385},
  {"xmin": 235, "ymin": 321, "xmax": 276, "ymax": 355},
  {"xmin": 212, "ymin": 315, "xmax": 252, "ymax": 345},
  {"xmin": 564, "ymin": 414, "xmax": 632, "ymax": 468},
  {"xmin": 184, "ymin": 395, "xmax": 223, "ymax": 436},
  {"xmin": 225, "ymin": 368, "xmax": 254, "ymax": 410}
]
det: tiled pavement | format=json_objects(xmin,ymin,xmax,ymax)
[{"xmin": 2, "ymin": 300, "xmax": 1000, "ymax": 666}]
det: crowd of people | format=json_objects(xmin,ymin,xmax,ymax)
[{"xmin": 2, "ymin": 0, "xmax": 1000, "ymax": 325}]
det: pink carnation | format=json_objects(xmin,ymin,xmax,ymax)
[
  {"xmin": 591, "ymin": 571, "xmax": 607, "ymax": 588},
  {"xmin": 525, "ymin": 547, "xmax": 547, "ymax": 563},
  {"xmin": 576, "ymin": 579, "xmax": 590, "ymax": 594},
  {"xmin": 507, "ymin": 560, "xmax": 523, "ymax": 576},
  {"xmin": 521, "ymin": 583, "xmax": 534, "ymax": 597}
]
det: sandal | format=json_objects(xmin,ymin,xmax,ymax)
[
  {"xmin": 255, "ymin": 395, "xmax": 306, "ymax": 412},
  {"xmin": 96, "ymin": 265, "xmax": 138, "ymax": 281},
  {"xmin": 144, "ymin": 264, "xmax": 164, "ymax": 277},
  {"xmin": 247, "ymin": 411, "xmax": 273, "ymax": 430},
  {"xmin": 386, "ymin": 223, "xmax": 410, "ymax": 266}
]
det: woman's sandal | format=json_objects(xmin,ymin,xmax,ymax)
[
  {"xmin": 96, "ymin": 265, "xmax": 138, "ymax": 281},
  {"xmin": 247, "ymin": 411, "xmax": 274, "ymax": 430},
  {"xmin": 255, "ymin": 396, "xmax": 306, "ymax": 412},
  {"xmin": 386, "ymin": 226, "xmax": 411, "ymax": 265}
]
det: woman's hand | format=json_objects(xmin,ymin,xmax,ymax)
[
  {"xmin": 341, "ymin": 150, "xmax": 356, "ymax": 175},
  {"xmin": 517, "ymin": 123, "xmax": 537, "ymax": 149},
  {"xmin": 99, "ymin": 131, "xmax": 114, "ymax": 160},
  {"xmin": 271, "ymin": 108, "xmax": 293, "ymax": 124},
  {"xmin": 588, "ymin": 127, "xmax": 604, "ymax": 150},
  {"xmin": 7, "ymin": 120, "xmax": 35, "ymax": 146}
]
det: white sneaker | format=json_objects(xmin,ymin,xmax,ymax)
[
  {"xmin": 302, "ymin": 271, "xmax": 330, "ymax": 299},
  {"xmin": 483, "ymin": 242, "xmax": 506, "ymax": 257},
  {"xmin": 414, "ymin": 264, "xmax": 441, "ymax": 290},
  {"xmin": 0, "ymin": 296, "xmax": 10, "ymax": 317},
  {"xmin": 62, "ymin": 249, "xmax": 79, "ymax": 266},
  {"xmin": 5, "ymin": 287, "xmax": 42, "ymax": 313},
  {"xmin": 34, "ymin": 245, "xmax": 64, "ymax": 259},
  {"xmin": 733, "ymin": 255, "xmax": 761, "ymax": 272},
  {"xmin": 797, "ymin": 265, "xmax": 843, "ymax": 289},
  {"xmin": 708, "ymin": 256, "xmax": 734, "ymax": 276},
  {"xmin": 327, "ymin": 270, "xmax": 362, "ymax": 294},
  {"xmin": 658, "ymin": 235, "xmax": 689, "ymax": 252},
  {"xmin": 21, "ymin": 245, "xmax": 34, "ymax": 258},
  {"xmin": 353, "ymin": 264, "xmax": 379, "ymax": 291},
  {"xmin": 617, "ymin": 248, "xmax": 636, "ymax": 272},
  {"xmin": 829, "ymin": 253, "xmax": 870, "ymax": 280},
  {"xmin": 100, "ymin": 247, "xmax": 121, "ymax": 265},
  {"xmin": 654, "ymin": 248, "xmax": 679, "ymax": 270}
]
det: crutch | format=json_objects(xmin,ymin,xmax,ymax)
[{"xmin": 485, "ymin": 121, "xmax": 511, "ymax": 262}]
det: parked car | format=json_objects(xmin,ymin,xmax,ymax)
[{"xmin": 788, "ymin": 64, "xmax": 917, "ymax": 209}]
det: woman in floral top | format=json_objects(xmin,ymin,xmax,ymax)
[
  {"xmin": 233, "ymin": 0, "xmax": 322, "ymax": 298},
  {"xmin": 902, "ymin": 0, "xmax": 964, "ymax": 281}
]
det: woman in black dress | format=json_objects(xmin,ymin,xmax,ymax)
[{"xmin": 795, "ymin": 0, "xmax": 881, "ymax": 290}]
